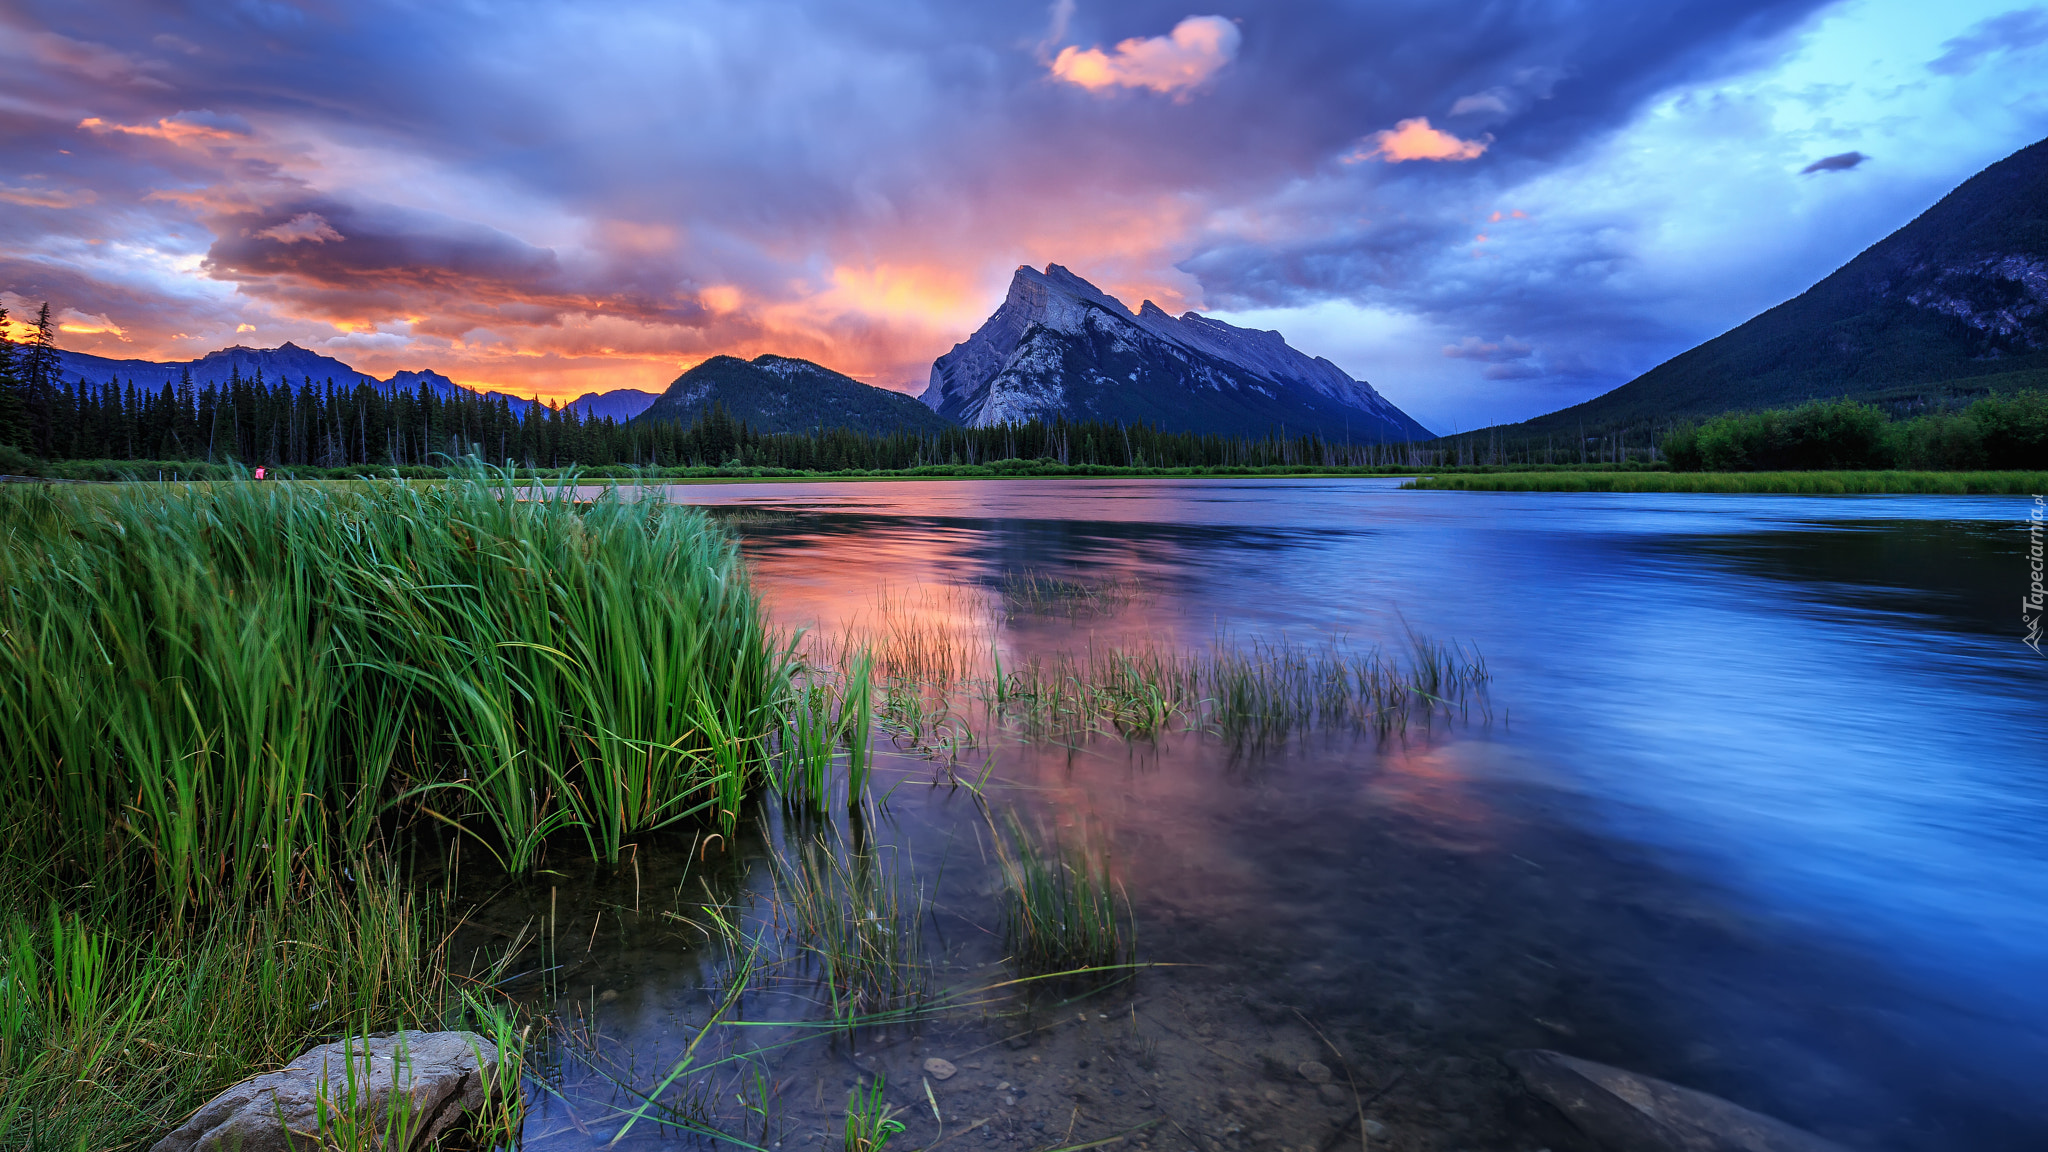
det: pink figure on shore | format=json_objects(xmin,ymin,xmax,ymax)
[{"xmin": 254, "ymin": 466, "xmax": 267, "ymax": 480}]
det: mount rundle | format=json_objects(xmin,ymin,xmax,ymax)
[{"xmin": 920, "ymin": 264, "xmax": 1430, "ymax": 442}]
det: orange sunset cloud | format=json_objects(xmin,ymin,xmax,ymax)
[
  {"xmin": 1049, "ymin": 16, "xmax": 1240, "ymax": 98},
  {"xmin": 1347, "ymin": 117, "xmax": 1490, "ymax": 163}
]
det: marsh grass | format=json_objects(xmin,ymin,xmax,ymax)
[
  {"xmin": 844, "ymin": 1076, "xmax": 906, "ymax": 1152},
  {"xmin": 994, "ymin": 635, "xmax": 1488, "ymax": 746},
  {"xmin": 0, "ymin": 465, "xmax": 799, "ymax": 1146},
  {"xmin": 1404, "ymin": 469, "xmax": 2048, "ymax": 494},
  {"xmin": 0, "ymin": 845, "xmax": 510, "ymax": 1150},
  {"xmin": 993, "ymin": 813, "xmax": 1129, "ymax": 980},
  {"xmin": 999, "ymin": 571, "xmax": 1146, "ymax": 618},
  {"xmin": 769, "ymin": 835, "xmax": 930, "ymax": 1023},
  {"xmin": 0, "ymin": 466, "xmax": 791, "ymax": 912}
]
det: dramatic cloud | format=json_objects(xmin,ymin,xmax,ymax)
[
  {"xmin": 1049, "ymin": 15, "xmax": 1239, "ymax": 97},
  {"xmin": 2, "ymin": 0, "xmax": 2043, "ymax": 426},
  {"xmin": 1801, "ymin": 150, "xmax": 1867, "ymax": 173},
  {"xmin": 256, "ymin": 213, "xmax": 344, "ymax": 244},
  {"xmin": 1346, "ymin": 118, "xmax": 1490, "ymax": 163},
  {"xmin": 1928, "ymin": 7, "xmax": 2048, "ymax": 75}
]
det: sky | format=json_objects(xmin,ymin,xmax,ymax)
[{"xmin": 1, "ymin": 0, "xmax": 2045, "ymax": 431}]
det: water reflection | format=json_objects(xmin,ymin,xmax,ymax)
[{"xmin": 502, "ymin": 478, "xmax": 2045, "ymax": 1151}]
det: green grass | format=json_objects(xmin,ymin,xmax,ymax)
[
  {"xmin": 770, "ymin": 835, "xmax": 929, "ymax": 1025},
  {"xmin": 0, "ymin": 845, "xmax": 518, "ymax": 1150},
  {"xmin": 0, "ymin": 466, "xmax": 791, "ymax": 909},
  {"xmin": 994, "ymin": 636, "xmax": 1489, "ymax": 745},
  {"xmin": 843, "ymin": 1075, "xmax": 907, "ymax": 1152},
  {"xmin": 0, "ymin": 465, "xmax": 794, "ymax": 1146},
  {"xmin": 1404, "ymin": 470, "xmax": 2048, "ymax": 494},
  {"xmin": 993, "ymin": 813, "xmax": 1129, "ymax": 980}
]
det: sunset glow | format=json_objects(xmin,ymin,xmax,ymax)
[{"xmin": 1, "ymin": 0, "xmax": 2042, "ymax": 425}]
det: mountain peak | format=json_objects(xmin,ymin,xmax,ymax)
[{"xmin": 920, "ymin": 264, "xmax": 1429, "ymax": 440}]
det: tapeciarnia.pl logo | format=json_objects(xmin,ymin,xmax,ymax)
[{"xmin": 2027, "ymin": 494, "xmax": 2044, "ymax": 655}]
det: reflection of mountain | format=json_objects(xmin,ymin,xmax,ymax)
[
  {"xmin": 637, "ymin": 354, "xmax": 953, "ymax": 434},
  {"xmin": 920, "ymin": 264, "xmax": 1431, "ymax": 441},
  {"xmin": 49, "ymin": 342, "xmax": 657, "ymax": 418},
  {"xmin": 1516, "ymin": 135, "xmax": 2048, "ymax": 433}
]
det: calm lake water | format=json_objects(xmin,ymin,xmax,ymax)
[{"xmin": 474, "ymin": 478, "xmax": 2046, "ymax": 1152}]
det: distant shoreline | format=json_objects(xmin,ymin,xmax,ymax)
[
  {"xmin": 11, "ymin": 465, "xmax": 2045, "ymax": 494},
  {"xmin": 1403, "ymin": 470, "xmax": 2047, "ymax": 495}
]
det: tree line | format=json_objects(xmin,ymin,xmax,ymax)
[
  {"xmin": 1662, "ymin": 395, "xmax": 2048, "ymax": 471},
  {"xmin": 0, "ymin": 301, "xmax": 1437, "ymax": 475}
]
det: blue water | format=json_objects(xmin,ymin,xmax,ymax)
[{"xmin": 556, "ymin": 477, "xmax": 2047, "ymax": 1148}]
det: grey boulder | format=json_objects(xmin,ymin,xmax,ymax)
[
  {"xmin": 152, "ymin": 1030, "xmax": 502, "ymax": 1152},
  {"xmin": 1505, "ymin": 1049, "xmax": 1851, "ymax": 1152}
]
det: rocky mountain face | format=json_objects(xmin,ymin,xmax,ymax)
[
  {"xmin": 636, "ymin": 354, "xmax": 953, "ymax": 434},
  {"xmin": 1517, "ymin": 135, "xmax": 2048, "ymax": 434},
  {"xmin": 920, "ymin": 264, "xmax": 1431, "ymax": 442}
]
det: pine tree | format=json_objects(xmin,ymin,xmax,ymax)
[
  {"xmin": 0, "ymin": 305, "xmax": 23, "ymax": 448},
  {"xmin": 17, "ymin": 304, "xmax": 61, "ymax": 458}
]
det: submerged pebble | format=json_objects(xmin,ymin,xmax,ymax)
[
  {"xmin": 1296, "ymin": 1060, "xmax": 1332, "ymax": 1084},
  {"xmin": 924, "ymin": 1057, "xmax": 958, "ymax": 1081}
]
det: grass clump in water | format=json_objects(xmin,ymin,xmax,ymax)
[
  {"xmin": 993, "ymin": 814, "xmax": 1129, "ymax": 980},
  {"xmin": 994, "ymin": 635, "xmax": 1487, "ymax": 746},
  {"xmin": 770, "ymin": 835, "xmax": 929, "ymax": 1024},
  {"xmin": 999, "ymin": 570, "xmax": 1145, "ymax": 618},
  {"xmin": 844, "ymin": 1075, "xmax": 906, "ymax": 1152}
]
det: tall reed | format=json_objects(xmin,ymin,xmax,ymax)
[{"xmin": 0, "ymin": 466, "xmax": 792, "ymax": 913}]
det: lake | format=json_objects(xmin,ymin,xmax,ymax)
[{"xmin": 474, "ymin": 477, "xmax": 2046, "ymax": 1152}]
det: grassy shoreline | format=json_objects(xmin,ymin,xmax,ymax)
[
  {"xmin": 1404, "ymin": 470, "xmax": 2048, "ymax": 494},
  {"xmin": 0, "ymin": 469, "xmax": 789, "ymax": 1147}
]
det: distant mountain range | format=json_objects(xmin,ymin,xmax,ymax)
[
  {"xmin": 41, "ymin": 269, "xmax": 1434, "ymax": 443},
  {"xmin": 50, "ymin": 342, "xmax": 660, "ymax": 421},
  {"xmin": 1514, "ymin": 135, "xmax": 2048, "ymax": 435},
  {"xmin": 638, "ymin": 354, "xmax": 953, "ymax": 434},
  {"xmin": 920, "ymin": 264, "xmax": 1431, "ymax": 442}
]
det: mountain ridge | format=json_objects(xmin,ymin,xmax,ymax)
[
  {"xmin": 1505, "ymin": 135, "xmax": 2048, "ymax": 436},
  {"xmin": 921, "ymin": 264, "xmax": 1431, "ymax": 441},
  {"xmin": 636, "ymin": 354, "xmax": 954, "ymax": 434}
]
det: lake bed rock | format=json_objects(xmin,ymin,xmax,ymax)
[
  {"xmin": 1505, "ymin": 1049, "xmax": 1851, "ymax": 1152},
  {"xmin": 924, "ymin": 1056, "xmax": 959, "ymax": 1081},
  {"xmin": 151, "ymin": 1030, "xmax": 501, "ymax": 1152}
]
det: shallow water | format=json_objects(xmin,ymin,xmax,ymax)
[{"xmin": 471, "ymin": 478, "xmax": 2047, "ymax": 1152}]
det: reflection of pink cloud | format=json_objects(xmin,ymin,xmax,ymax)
[
  {"xmin": 1049, "ymin": 16, "xmax": 1239, "ymax": 98},
  {"xmin": 1346, "ymin": 117, "xmax": 1488, "ymax": 163}
]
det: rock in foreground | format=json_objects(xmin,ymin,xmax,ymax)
[
  {"xmin": 152, "ymin": 1030, "xmax": 502, "ymax": 1152},
  {"xmin": 1506, "ymin": 1049, "xmax": 1851, "ymax": 1152}
]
